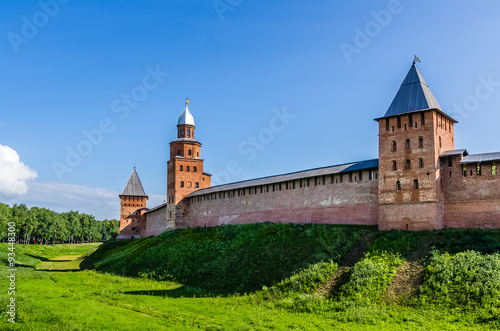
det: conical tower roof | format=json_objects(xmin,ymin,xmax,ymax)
[
  {"xmin": 383, "ymin": 64, "xmax": 442, "ymax": 117},
  {"xmin": 120, "ymin": 168, "xmax": 147, "ymax": 197},
  {"xmin": 177, "ymin": 104, "xmax": 195, "ymax": 126}
]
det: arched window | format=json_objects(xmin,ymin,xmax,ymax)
[
  {"xmin": 180, "ymin": 165, "xmax": 183, "ymax": 171},
  {"xmin": 180, "ymin": 181, "xmax": 184, "ymax": 187},
  {"xmin": 392, "ymin": 161, "xmax": 397, "ymax": 171},
  {"xmin": 419, "ymin": 158, "xmax": 424, "ymax": 168},
  {"xmin": 197, "ymin": 152, "xmax": 199, "ymax": 157},
  {"xmin": 406, "ymin": 139, "xmax": 411, "ymax": 149},
  {"xmin": 187, "ymin": 129, "xmax": 190, "ymax": 136},
  {"xmin": 418, "ymin": 137, "xmax": 424, "ymax": 148},
  {"xmin": 186, "ymin": 166, "xmax": 190, "ymax": 172},
  {"xmin": 195, "ymin": 182, "xmax": 199, "ymax": 188},
  {"xmin": 406, "ymin": 160, "xmax": 411, "ymax": 170},
  {"xmin": 392, "ymin": 141, "xmax": 397, "ymax": 152},
  {"xmin": 188, "ymin": 150, "xmax": 192, "ymax": 156},
  {"xmin": 396, "ymin": 181, "xmax": 401, "ymax": 191},
  {"xmin": 177, "ymin": 150, "xmax": 181, "ymax": 156},
  {"xmin": 193, "ymin": 166, "xmax": 197, "ymax": 172}
]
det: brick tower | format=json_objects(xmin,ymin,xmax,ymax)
[
  {"xmin": 376, "ymin": 62, "xmax": 457, "ymax": 230},
  {"xmin": 117, "ymin": 168, "xmax": 148, "ymax": 239},
  {"xmin": 166, "ymin": 100, "xmax": 211, "ymax": 220}
]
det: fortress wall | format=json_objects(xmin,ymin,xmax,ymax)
[
  {"xmin": 176, "ymin": 170, "xmax": 379, "ymax": 229},
  {"xmin": 143, "ymin": 204, "xmax": 171, "ymax": 237},
  {"xmin": 441, "ymin": 157, "xmax": 500, "ymax": 228}
]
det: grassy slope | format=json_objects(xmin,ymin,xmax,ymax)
[{"xmin": 1, "ymin": 224, "xmax": 500, "ymax": 330}]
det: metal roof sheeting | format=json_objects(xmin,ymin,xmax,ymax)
[
  {"xmin": 439, "ymin": 149, "xmax": 468, "ymax": 157},
  {"xmin": 460, "ymin": 152, "xmax": 500, "ymax": 164},
  {"xmin": 384, "ymin": 64, "xmax": 442, "ymax": 118},
  {"xmin": 121, "ymin": 168, "xmax": 148, "ymax": 197},
  {"xmin": 177, "ymin": 105, "xmax": 195, "ymax": 126},
  {"xmin": 186, "ymin": 159, "xmax": 379, "ymax": 197}
]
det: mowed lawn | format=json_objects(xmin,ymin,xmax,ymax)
[{"xmin": 0, "ymin": 243, "xmax": 496, "ymax": 330}]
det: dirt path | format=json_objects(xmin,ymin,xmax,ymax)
[
  {"xmin": 315, "ymin": 232, "xmax": 375, "ymax": 297},
  {"xmin": 382, "ymin": 240, "xmax": 432, "ymax": 305}
]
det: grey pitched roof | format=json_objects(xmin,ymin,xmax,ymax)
[
  {"xmin": 439, "ymin": 149, "xmax": 468, "ymax": 158},
  {"xmin": 460, "ymin": 152, "xmax": 500, "ymax": 164},
  {"xmin": 144, "ymin": 202, "xmax": 166, "ymax": 214},
  {"xmin": 186, "ymin": 159, "xmax": 379, "ymax": 197},
  {"xmin": 383, "ymin": 64, "xmax": 442, "ymax": 118},
  {"xmin": 120, "ymin": 168, "xmax": 147, "ymax": 197}
]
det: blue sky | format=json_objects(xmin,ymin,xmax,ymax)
[{"xmin": 1, "ymin": 0, "xmax": 500, "ymax": 220}]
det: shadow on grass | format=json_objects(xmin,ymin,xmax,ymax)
[
  {"xmin": 26, "ymin": 254, "xmax": 50, "ymax": 261},
  {"xmin": 37, "ymin": 269, "xmax": 81, "ymax": 272},
  {"xmin": 123, "ymin": 286, "xmax": 226, "ymax": 298}
]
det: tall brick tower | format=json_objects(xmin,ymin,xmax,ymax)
[
  {"xmin": 166, "ymin": 100, "xmax": 211, "ymax": 220},
  {"xmin": 376, "ymin": 62, "xmax": 457, "ymax": 230},
  {"xmin": 118, "ymin": 168, "xmax": 148, "ymax": 239}
]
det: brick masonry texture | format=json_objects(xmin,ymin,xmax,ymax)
[{"xmin": 119, "ymin": 65, "xmax": 500, "ymax": 238}]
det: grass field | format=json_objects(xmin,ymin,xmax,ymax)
[{"xmin": 1, "ymin": 223, "xmax": 499, "ymax": 330}]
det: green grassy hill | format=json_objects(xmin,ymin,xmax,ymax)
[
  {"xmin": 2, "ymin": 223, "xmax": 500, "ymax": 330},
  {"xmin": 85, "ymin": 223, "xmax": 500, "ymax": 310}
]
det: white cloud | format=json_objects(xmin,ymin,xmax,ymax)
[
  {"xmin": 0, "ymin": 144, "xmax": 37, "ymax": 196},
  {"xmin": 0, "ymin": 180, "xmax": 166, "ymax": 221}
]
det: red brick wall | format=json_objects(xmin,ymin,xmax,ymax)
[
  {"xmin": 119, "ymin": 196, "xmax": 147, "ymax": 236},
  {"xmin": 441, "ymin": 156, "xmax": 500, "ymax": 228},
  {"xmin": 377, "ymin": 110, "xmax": 455, "ymax": 230},
  {"xmin": 175, "ymin": 170, "xmax": 379, "ymax": 229}
]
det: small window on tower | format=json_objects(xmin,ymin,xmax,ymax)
[
  {"xmin": 396, "ymin": 181, "xmax": 401, "ymax": 191},
  {"xmin": 187, "ymin": 129, "xmax": 190, "ymax": 136},
  {"xmin": 193, "ymin": 166, "xmax": 197, "ymax": 172},
  {"xmin": 386, "ymin": 118, "xmax": 390, "ymax": 131},
  {"xmin": 413, "ymin": 179, "xmax": 419, "ymax": 189},
  {"xmin": 188, "ymin": 150, "xmax": 192, "ymax": 156},
  {"xmin": 392, "ymin": 141, "xmax": 397, "ymax": 152},
  {"xmin": 419, "ymin": 158, "xmax": 424, "ymax": 168},
  {"xmin": 186, "ymin": 166, "xmax": 190, "ymax": 171},
  {"xmin": 397, "ymin": 116, "xmax": 401, "ymax": 128},
  {"xmin": 409, "ymin": 114, "xmax": 413, "ymax": 127},
  {"xmin": 177, "ymin": 150, "xmax": 181, "ymax": 156},
  {"xmin": 448, "ymin": 159, "xmax": 452, "ymax": 167},
  {"xmin": 195, "ymin": 182, "xmax": 199, "ymax": 188},
  {"xmin": 180, "ymin": 181, "xmax": 184, "ymax": 187},
  {"xmin": 419, "ymin": 137, "xmax": 424, "ymax": 148},
  {"xmin": 406, "ymin": 160, "xmax": 411, "ymax": 170},
  {"xmin": 180, "ymin": 165, "xmax": 183, "ymax": 171},
  {"xmin": 406, "ymin": 139, "xmax": 411, "ymax": 149},
  {"xmin": 421, "ymin": 112, "xmax": 425, "ymax": 125},
  {"xmin": 392, "ymin": 161, "xmax": 397, "ymax": 171},
  {"xmin": 181, "ymin": 129, "xmax": 185, "ymax": 136}
]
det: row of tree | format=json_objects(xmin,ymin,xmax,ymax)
[{"xmin": 0, "ymin": 203, "xmax": 119, "ymax": 244}]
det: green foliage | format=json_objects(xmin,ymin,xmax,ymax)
[
  {"xmin": 0, "ymin": 202, "xmax": 119, "ymax": 244},
  {"xmin": 88, "ymin": 223, "xmax": 369, "ymax": 295},
  {"xmin": 338, "ymin": 252, "xmax": 404, "ymax": 305},
  {"xmin": 261, "ymin": 260, "xmax": 337, "ymax": 298},
  {"xmin": 420, "ymin": 250, "xmax": 500, "ymax": 307},
  {"xmin": 368, "ymin": 230, "xmax": 422, "ymax": 255}
]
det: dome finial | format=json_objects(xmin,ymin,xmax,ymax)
[{"xmin": 178, "ymin": 98, "xmax": 195, "ymax": 126}]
